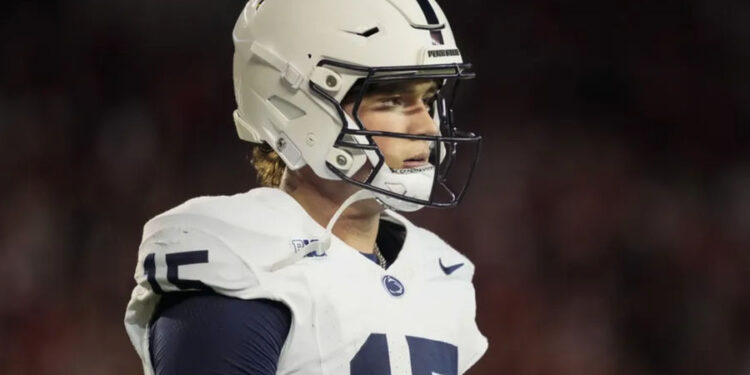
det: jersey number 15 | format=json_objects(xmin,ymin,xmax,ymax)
[{"xmin": 352, "ymin": 333, "xmax": 458, "ymax": 375}]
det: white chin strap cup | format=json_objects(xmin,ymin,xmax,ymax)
[
  {"xmin": 371, "ymin": 165, "xmax": 435, "ymax": 212},
  {"xmin": 270, "ymin": 189, "xmax": 378, "ymax": 271}
]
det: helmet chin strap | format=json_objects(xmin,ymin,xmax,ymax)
[
  {"xmin": 371, "ymin": 164, "xmax": 435, "ymax": 212},
  {"xmin": 271, "ymin": 189, "xmax": 379, "ymax": 271},
  {"xmin": 361, "ymin": 145, "xmax": 435, "ymax": 212}
]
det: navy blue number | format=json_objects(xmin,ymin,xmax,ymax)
[
  {"xmin": 166, "ymin": 250, "xmax": 209, "ymax": 290},
  {"xmin": 407, "ymin": 336, "xmax": 458, "ymax": 375},
  {"xmin": 351, "ymin": 334, "xmax": 457, "ymax": 375},
  {"xmin": 350, "ymin": 334, "xmax": 391, "ymax": 375},
  {"xmin": 143, "ymin": 250, "xmax": 210, "ymax": 294},
  {"xmin": 143, "ymin": 253, "xmax": 164, "ymax": 294}
]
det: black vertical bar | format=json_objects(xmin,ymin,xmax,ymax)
[{"xmin": 143, "ymin": 253, "xmax": 164, "ymax": 294}]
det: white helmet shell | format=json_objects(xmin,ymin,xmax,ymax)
[{"xmin": 232, "ymin": 0, "xmax": 479, "ymax": 211}]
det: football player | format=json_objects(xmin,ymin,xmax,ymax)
[{"xmin": 124, "ymin": 0, "xmax": 487, "ymax": 374}]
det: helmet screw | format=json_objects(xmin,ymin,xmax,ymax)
[
  {"xmin": 326, "ymin": 75, "xmax": 338, "ymax": 88},
  {"xmin": 305, "ymin": 133, "xmax": 316, "ymax": 146},
  {"xmin": 276, "ymin": 138, "xmax": 286, "ymax": 151},
  {"xmin": 336, "ymin": 155, "xmax": 348, "ymax": 166}
]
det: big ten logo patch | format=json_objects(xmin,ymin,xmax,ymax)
[{"xmin": 290, "ymin": 239, "xmax": 326, "ymax": 258}]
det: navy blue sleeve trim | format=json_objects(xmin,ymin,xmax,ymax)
[{"xmin": 149, "ymin": 292, "xmax": 292, "ymax": 375}]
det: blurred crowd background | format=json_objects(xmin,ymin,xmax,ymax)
[{"xmin": 1, "ymin": 0, "xmax": 749, "ymax": 374}]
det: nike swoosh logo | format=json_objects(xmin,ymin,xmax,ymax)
[{"xmin": 439, "ymin": 258, "xmax": 464, "ymax": 275}]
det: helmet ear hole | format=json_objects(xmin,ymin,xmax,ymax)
[{"xmin": 268, "ymin": 95, "xmax": 306, "ymax": 120}]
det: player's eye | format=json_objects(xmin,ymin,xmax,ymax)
[
  {"xmin": 422, "ymin": 94, "xmax": 437, "ymax": 107},
  {"xmin": 378, "ymin": 96, "xmax": 404, "ymax": 107}
]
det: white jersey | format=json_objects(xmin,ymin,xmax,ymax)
[{"xmin": 125, "ymin": 187, "xmax": 487, "ymax": 375}]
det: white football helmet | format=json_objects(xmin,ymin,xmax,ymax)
[{"xmin": 232, "ymin": 0, "xmax": 481, "ymax": 211}]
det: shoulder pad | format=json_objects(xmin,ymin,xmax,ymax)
[
  {"xmin": 135, "ymin": 224, "xmax": 259, "ymax": 296},
  {"xmin": 136, "ymin": 191, "xmax": 324, "ymax": 298}
]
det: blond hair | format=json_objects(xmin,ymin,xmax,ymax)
[{"xmin": 251, "ymin": 143, "xmax": 286, "ymax": 187}]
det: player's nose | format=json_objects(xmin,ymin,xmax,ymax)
[{"xmin": 408, "ymin": 105, "xmax": 438, "ymax": 136}]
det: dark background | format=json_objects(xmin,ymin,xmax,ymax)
[{"xmin": 1, "ymin": 0, "xmax": 749, "ymax": 374}]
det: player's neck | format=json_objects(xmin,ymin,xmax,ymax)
[{"xmin": 280, "ymin": 168, "xmax": 382, "ymax": 254}]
